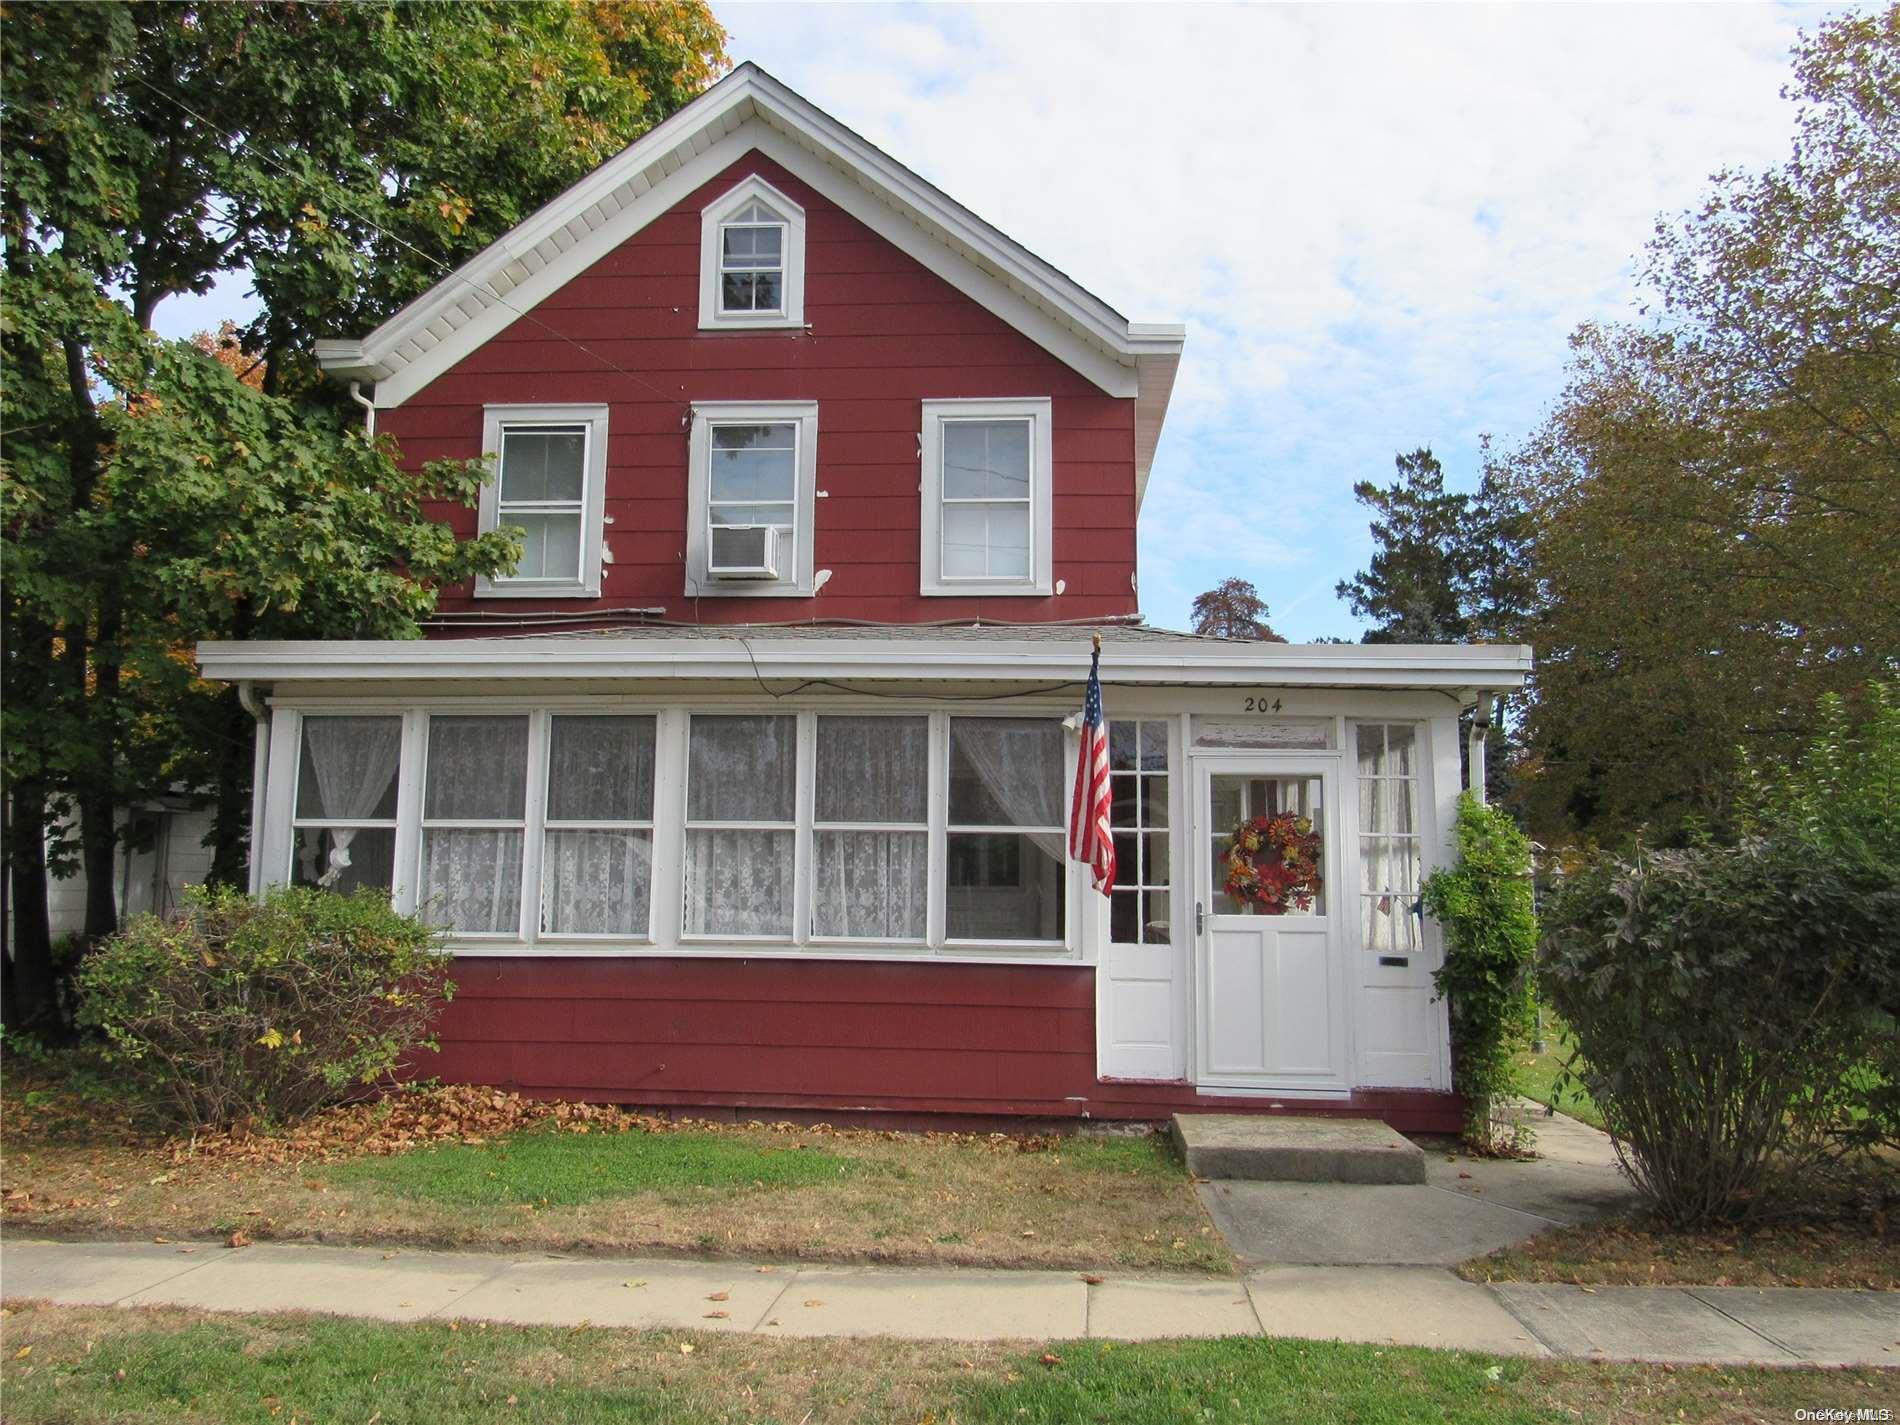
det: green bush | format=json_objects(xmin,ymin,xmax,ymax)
[
  {"xmin": 1422, "ymin": 793, "xmax": 1539, "ymax": 1150},
  {"xmin": 1540, "ymin": 836, "xmax": 1897, "ymax": 1227},
  {"xmin": 76, "ymin": 885, "xmax": 453, "ymax": 1132}
]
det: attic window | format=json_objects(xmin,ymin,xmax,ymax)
[{"xmin": 699, "ymin": 176, "xmax": 805, "ymax": 330}]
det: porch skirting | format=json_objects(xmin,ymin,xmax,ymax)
[{"xmin": 419, "ymin": 955, "xmax": 1464, "ymax": 1136}]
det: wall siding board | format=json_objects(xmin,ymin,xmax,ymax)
[
  {"xmin": 384, "ymin": 151, "xmax": 1138, "ymax": 625},
  {"xmin": 423, "ymin": 955, "xmax": 1459, "ymax": 1132}
]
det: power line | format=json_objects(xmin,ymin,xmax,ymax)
[{"xmin": 126, "ymin": 74, "xmax": 695, "ymax": 417}]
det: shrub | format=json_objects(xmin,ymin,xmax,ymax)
[
  {"xmin": 1422, "ymin": 793, "xmax": 1539, "ymax": 1150},
  {"xmin": 1540, "ymin": 836, "xmax": 1897, "ymax": 1227},
  {"xmin": 76, "ymin": 885, "xmax": 453, "ymax": 1132}
]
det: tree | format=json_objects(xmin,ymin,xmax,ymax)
[
  {"xmin": 1190, "ymin": 578, "xmax": 1285, "ymax": 641},
  {"xmin": 1, "ymin": 1, "xmax": 728, "ymax": 1029},
  {"xmin": 1335, "ymin": 446, "xmax": 1533, "ymax": 646},
  {"xmin": 1494, "ymin": 7, "xmax": 1899, "ymax": 845}
]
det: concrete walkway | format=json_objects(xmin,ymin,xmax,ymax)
[
  {"xmin": 5, "ymin": 1238, "xmax": 1895, "ymax": 1367},
  {"xmin": 1200, "ymin": 1106, "xmax": 1645, "ymax": 1267}
]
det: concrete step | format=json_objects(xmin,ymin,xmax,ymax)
[{"xmin": 1171, "ymin": 1114, "xmax": 1427, "ymax": 1184}]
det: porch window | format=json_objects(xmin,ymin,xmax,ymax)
[
  {"xmin": 946, "ymin": 717, "xmax": 1066, "ymax": 943},
  {"xmin": 541, "ymin": 715, "xmax": 656, "ymax": 938},
  {"xmin": 1108, "ymin": 720, "xmax": 1171, "ymax": 944},
  {"xmin": 682, "ymin": 714, "xmax": 797, "ymax": 938},
  {"xmin": 812, "ymin": 716, "xmax": 929, "ymax": 941},
  {"xmin": 1356, "ymin": 723, "xmax": 1423, "ymax": 953},
  {"xmin": 290, "ymin": 715, "xmax": 401, "ymax": 894},
  {"xmin": 419, "ymin": 716, "xmax": 529, "ymax": 935}
]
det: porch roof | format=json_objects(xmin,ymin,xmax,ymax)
[{"xmin": 196, "ymin": 622, "xmax": 1531, "ymax": 696}]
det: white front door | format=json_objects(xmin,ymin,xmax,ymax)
[{"xmin": 1192, "ymin": 755, "xmax": 1349, "ymax": 1093}]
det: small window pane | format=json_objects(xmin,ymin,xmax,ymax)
[
  {"xmin": 683, "ymin": 827, "xmax": 794, "ymax": 936},
  {"xmin": 948, "ymin": 719, "xmax": 1064, "ymax": 828},
  {"xmin": 688, "ymin": 715, "xmax": 795, "ymax": 822},
  {"xmin": 547, "ymin": 716, "xmax": 655, "ymax": 823},
  {"xmin": 499, "ymin": 428, "xmax": 585, "ymax": 504},
  {"xmin": 943, "ymin": 420, "xmax": 1030, "ymax": 499},
  {"xmin": 813, "ymin": 830, "xmax": 927, "ymax": 938},
  {"xmin": 816, "ymin": 716, "xmax": 927, "ymax": 823},
  {"xmin": 945, "ymin": 832, "xmax": 1065, "ymax": 941},
  {"xmin": 506, "ymin": 512, "xmax": 583, "ymax": 581},
  {"xmin": 420, "ymin": 828, "xmax": 524, "ymax": 933},
  {"xmin": 942, "ymin": 503, "xmax": 1030, "ymax": 579},
  {"xmin": 295, "ymin": 716, "xmax": 401, "ymax": 821},
  {"xmin": 292, "ymin": 827, "xmax": 396, "ymax": 894},
  {"xmin": 425, "ymin": 717, "xmax": 529, "ymax": 821},
  {"xmin": 543, "ymin": 829, "xmax": 651, "ymax": 936}
]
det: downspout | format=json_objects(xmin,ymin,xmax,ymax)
[
  {"xmin": 237, "ymin": 680, "xmax": 270, "ymax": 896},
  {"xmin": 349, "ymin": 381, "xmax": 375, "ymax": 439}
]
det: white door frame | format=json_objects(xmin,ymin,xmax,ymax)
[{"xmin": 1189, "ymin": 750, "xmax": 1352, "ymax": 1096}]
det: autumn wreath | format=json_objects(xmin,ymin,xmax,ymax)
[{"xmin": 1223, "ymin": 813, "xmax": 1324, "ymax": 914}]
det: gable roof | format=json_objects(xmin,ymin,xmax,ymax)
[{"xmin": 315, "ymin": 62, "xmax": 1186, "ymax": 502}]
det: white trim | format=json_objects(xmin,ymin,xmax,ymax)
[
  {"xmin": 310, "ymin": 64, "xmax": 1185, "ymax": 497},
  {"xmin": 699, "ymin": 175, "xmax": 806, "ymax": 330},
  {"xmin": 684, "ymin": 401, "xmax": 819, "ymax": 597},
  {"xmin": 475, "ymin": 405, "xmax": 609, "ymax": 599},
  {"xmin": 197, "ymin": 635, "xmax": 1535, "ymax": 692},
  {"xmin": 919, "ymin": 398, "xmax": 1054, "ymax": 598}
]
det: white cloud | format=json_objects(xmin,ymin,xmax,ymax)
[{"xmin": 725, "ymin": 0, "xmax": 1827, "ymax": 636}]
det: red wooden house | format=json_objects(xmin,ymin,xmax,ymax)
[{"xmin": 197, "ymin": 64, "xmax": 1528, "ymax": 1132}]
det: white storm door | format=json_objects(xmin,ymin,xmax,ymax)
[{"xmin": 1192, "ymin": 756, "xmax": 1349, "ymax": 1093}]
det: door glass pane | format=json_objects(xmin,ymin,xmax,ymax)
[{"xmin": 1208, "ymin": 773, "xmax": 1325, "ymax": 916}]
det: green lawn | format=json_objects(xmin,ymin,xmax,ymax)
[
  {"xmin": 331, "ymin": 1123, "xmax": 864, "ymax": 1207},
  {"xmin": 0, "ymin": 1303, "xmax": 1862, "ymax": 1425},
  {"xmin": 1517, "ymin": 1013, "xmax": 1606, "ymax": 1129}
]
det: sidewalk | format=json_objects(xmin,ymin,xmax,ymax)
[{"xmin": 4, "ymin": 1238, "xmax": 1895, "ymax": 1367}]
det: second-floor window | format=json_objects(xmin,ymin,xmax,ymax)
[
  {"xmin": 475, "ymin": 405, "xmax": 609, "ymax": 599},
  {"xmin": 919, "ymin": 397, "xmax": 1054, "ymax": 597},
  {"xmin": 684, "ymin": 401, "xmax": 819, "ymax": 597}
]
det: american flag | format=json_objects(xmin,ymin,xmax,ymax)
[{"xmin": 1068, "ymin": 640, "xmax": 1116, "ymax": 895}]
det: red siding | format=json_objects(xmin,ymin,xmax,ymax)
[
  {"xmin": 426, "ymin": 957, "xmax": 1462, "ymax": 1135},
  {"xmin": 384, "ymin": 152, "xmax": 1140, "ymax": 628}
]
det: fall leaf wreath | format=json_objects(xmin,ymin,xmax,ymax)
[{"xmin": 1222, "ymin": 813, "xmax": 1324, "ymax": 913}]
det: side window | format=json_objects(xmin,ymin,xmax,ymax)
[
  {"xmin": 684, "ymin": 402, "xmax": 819, "ymax": 597},
  {"xmin": 1107, "ymin": 720, "xmax": 1171, "ymax": 944},
  {"xmin": 1356, "ymin": 723, "xmax": 1422, "ymax": 953},
  {"xmin": 920, "ymin": 398, "xmax": 1054, "ymax": 596},
  {"xmin": 698, "ymin": 176, "xmax": 806, "ymax": 330},
  {"xmin": 475, "ymin": 405, "xmax": 609, "ymax": 599}
]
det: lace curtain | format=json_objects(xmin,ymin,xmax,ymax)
[
  {"xmin": 684, "ymin": 716, "xmax": 794, "ymax": 936},
  {"xmin": 420, "ymin": 717, "xmax": 528, "ymax": 933},
  {"xmin": 295, "ymin": 716, "xmax": 401, "ymax": 887},
  {"xmin": 813, "ymin": 717, "xmax": 927, "ymax": 938}
]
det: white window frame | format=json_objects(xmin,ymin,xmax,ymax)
[
  {"xmin": 919, "ymin": 397, "xmax": 1054, "ymax": 597},
  {"xmin": 537, "ymin": 713, "xmax": 658, "ymax": 945},
  {"xmin": 698, "ymin": 175, "xmax": 806, "ymax": 331},
  {"xmin": 684, "ymin": 401, "xmax": 819, "ymax": 598},
  {"xmin": 475, "ymin": 405, "xmax": 609, "ymax": 599}
]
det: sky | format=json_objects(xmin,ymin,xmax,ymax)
[{"xmin": 154, "ymin": 2, "xmax": 1838, "ymax": 639}]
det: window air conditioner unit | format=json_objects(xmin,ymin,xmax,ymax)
[{"xmin": 707, "ymin": 523, "xmax": 781, "ymax": 579}]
